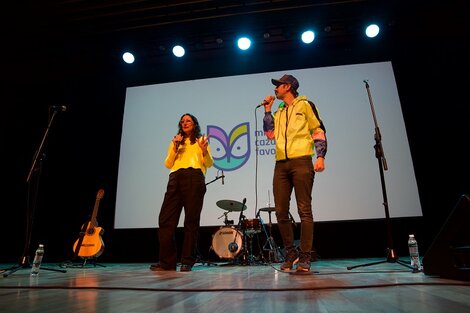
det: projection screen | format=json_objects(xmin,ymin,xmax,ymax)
[{"xmin": 114, "ymin": 61, "xmax": 422, "ymax": 229}]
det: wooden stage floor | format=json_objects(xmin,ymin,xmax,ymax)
[{"xmin": 1, "ymin": 258, "xmax": 470, "ymax": 313}]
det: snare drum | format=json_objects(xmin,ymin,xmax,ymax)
[
  {"xmin": 241, "ymin": 218, "xmax": 261, "ymax": 235},
  {"xmin": 212, "ymin": 226, "xmax": 243, "ymax": 259}
]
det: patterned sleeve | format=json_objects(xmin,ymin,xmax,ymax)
[{"xmin": 263, "ymin": 111, "xmax": 275, "ymax": 140}]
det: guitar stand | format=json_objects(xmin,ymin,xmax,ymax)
[
  {"xmin": 59, "ymin": 211, "xmax": 107, "ymax": 269},
  {"xmin": 60, "ymin": 257, "xmax": 106, "ymax": 269}
]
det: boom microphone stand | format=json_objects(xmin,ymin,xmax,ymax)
[
  {"xmin": 2, "ymin": 106, "xmax": 67, "ymax": 277},
  {"xmin": 196, "ymin": 170, "xmax": 225, "ymax": 266},
  {"xmin": 347, "ymin": 81, "xmax": 413, "ymax": 271}
]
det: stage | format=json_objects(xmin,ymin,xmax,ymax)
[{"xmin": 1, "ymin": 258, "xmax": 470, "ymax": 312}]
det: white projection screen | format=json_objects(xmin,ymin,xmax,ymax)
[{"xmin": 114, "ymin": 61, "xmax": 422, "ymax": 229}]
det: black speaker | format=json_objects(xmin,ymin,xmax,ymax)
[{"xmin": 423, "ymin": 194, "xmax": 470, "ymax": 280}]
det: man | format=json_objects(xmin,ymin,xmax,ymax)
[{"xmin": 262, "ymin": 74, "xmax": 327, "ymax": 272}]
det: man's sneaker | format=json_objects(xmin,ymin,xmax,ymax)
[
  {"xmin": 280, "ymin": 248, "xmax": 299, "ymax": 271},
  {"xmin": 180, "ymin": 264, "xmax": 192, "ymax": 272},
  {"xmin": 296, "ymin": 251, "xmax": 311, "ymax": 272}
]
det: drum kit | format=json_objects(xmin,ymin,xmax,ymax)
[{"xmin": 211, "ymin": 199, "xmax": 284, "ymax": 264}]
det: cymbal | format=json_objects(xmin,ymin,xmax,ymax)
[
  {"xmin": 259, "ymin": 207, "xmax": 275, "ymax": 212},
  {"xmin": 216, "ymin": 200, "xmax": 247, "ymax": 212}
]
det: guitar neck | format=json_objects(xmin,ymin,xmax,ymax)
[{"xmin": 90, "ymin": 189, "xmax": 105, "ymax": 225}]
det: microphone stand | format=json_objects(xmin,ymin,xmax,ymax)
[
  {"xmin": 346, "ymin": 81, "xmax": 413, "ymax": 271},
  {"xmin": 253, "ymin": 104, "xmax": 265, "ymax": 219},
  {"xmin": 199, "ymin": 170, "xmax": 224, "ymax": 266},
  {"xmin": 205, "ymin": 170, "xmax": 224, "ymax": 186},
  {"xmin": 3, "ymin": 107, "xmax": 67, "ymax": 277}
]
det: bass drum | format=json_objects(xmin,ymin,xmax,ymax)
[{"xmin": 212, "ymin": 226, "xmax": 243, "ymax": 259}]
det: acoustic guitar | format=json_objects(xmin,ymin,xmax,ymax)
[{"xmin": 73, "ymin": 189, "xmax": 105, "ymax": 258}]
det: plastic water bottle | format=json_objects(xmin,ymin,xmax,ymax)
[
  {"xmin": 31, "ymin": 244, "xmax": 45, "ymax": 276},
  {"xmin": 408, "ymin": 234, "xmax": 422, "ymax": 272}
]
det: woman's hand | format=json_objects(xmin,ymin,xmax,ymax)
[
  {"xmin": 198, "ymin": 134, "xmax": 209, "ymax": 155},
  {"xmin": 172, "ymin": 133, "xmax": 183, "ymax": 152}
]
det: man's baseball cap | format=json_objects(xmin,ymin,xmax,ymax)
[{"xmin": 271, "ymin": 74, "xmax": 299, "ymax": 91}]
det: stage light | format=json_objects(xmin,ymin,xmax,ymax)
[
  {"xmin": 172, "ymin": 45, "xmax": 185, "ymax": 57},
  {"xmin": 365, "ymin": 24, "xmax": 380, "ymax": 38},
  {"xmin": 301, "ymin": 30, "xmax": 315, "ymax": 44},
  {"xmin": 237, "ymin": 37, "xmax": 251, "ymax": 50},
  {"xmin": 122, "ymin": 52, "xmax": 135, "ymax": 64}
]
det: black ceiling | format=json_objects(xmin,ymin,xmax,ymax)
[
  {"xmin": 4, "ymin": 0, "xmax": 467, "ymax": 82},
  {"xmin": 19, "ymin": 0, "xmax": 389, "ymax": 39}
]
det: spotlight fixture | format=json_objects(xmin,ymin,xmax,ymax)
[
  {"xmin": 301, "ymin": 30, "xmax": 315, "ymax": 44},
  {"xmin": 237, "ymin": 37, "xmax": 251, "ymax": 50},
  {"xmin": 172, "ymin": 45, "xmax": 185, "ymax": 57},
  {"xmin": 365, "ymin": 24, "xmax": 380, "ymax": 38},
  {"xmin": 122, "ymin": 52, "xmax": 135, "ymax": 64}
]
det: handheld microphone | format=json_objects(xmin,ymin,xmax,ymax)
[
  {"xmin": 51, "ymin": 105, "xmax": 67, "ymax": 112},
  {"xmin": 256, "ymin": 96, "xmax": 275, "ymax": 108},
  {"xmin": 175, "ymin": 130, "xmax": 183, "ymax": 150},
  {"xmin": 221, "ymin": 170, "xmax": 225, "ymax": 185}
]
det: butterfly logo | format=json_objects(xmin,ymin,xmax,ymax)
[{"xmin": 207, "ymin": 122, "xmax": 250, "ymax": 171}]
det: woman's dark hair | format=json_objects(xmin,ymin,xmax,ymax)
[{"xmin": 178, "ymin": 113, "xmax": 201, "ymax": 145}]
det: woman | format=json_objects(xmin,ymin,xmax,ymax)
[{"xmin": 150, "ymin": 113, "xmax": 213, "ymax": 272}]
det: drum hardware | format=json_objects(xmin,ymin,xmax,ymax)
[
  {"xmin": 216, "ymin": 199, "xmax": 247, "ymax": 212},
  {"xmin": 241, "ymin": 218, "xmax": 262, "ymax": 264},
  {"xmin": 241, "ymin": 218, "xmax": 261, "ymax": 236},
  {"xmin": 244, "ymin": 229, "xmax": 258, "ymax": 265},
  {"xmin": 196, "ymin": 246, "xmax": 218, "ymax": 267},
  {"xmin": 217, "ymin": 211, "xmax": 234, "ymax": 226},
  {"xmin": 235, "ymin": 198, "xmax": 253, "ymax": 265},
  {"xmin": 258, "ymin": 207, "xmax": 284, "ymax": 263},
  {"xmin": 212, "ymin": 198, "xmax": 248, "ymax": 263},
  {"xmin": 213, "ymin": 198, "xmax": 264, "ymax": 265}
]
